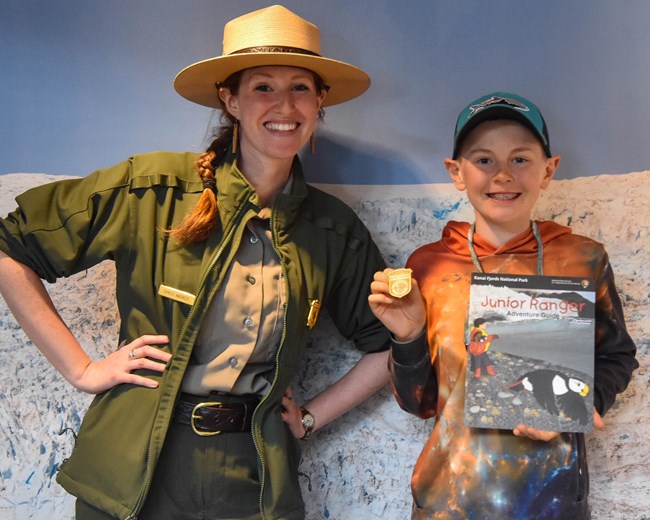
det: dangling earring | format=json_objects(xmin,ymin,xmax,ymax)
[
  {"xmin": 232, "ymin": 120, "xmax": 240, "ymax": 155},
  {"xmin": 309, "ymin": 132, "xmax": 315, "ymax": 154}
]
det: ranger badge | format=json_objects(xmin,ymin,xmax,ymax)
[{"xmin": 388, "ymin": 268, "xmax": 413, "ymax": 298}]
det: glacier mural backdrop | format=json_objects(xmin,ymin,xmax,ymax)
[{"xmin": 0, "ymin": 171, "xmax": 647, "ymax": 520}]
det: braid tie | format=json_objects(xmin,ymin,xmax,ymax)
[
  {"xmin": 196, "ymin": 150, "xmax": 217, "ymax": 191},
  {"xmin": 202, "ymin": 178, "xmax": 216, "ymax": 190}
]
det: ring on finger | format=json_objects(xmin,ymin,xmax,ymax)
[{"xmin": 128, "ymin": 349, "xmax": 137, "ymax": 360}]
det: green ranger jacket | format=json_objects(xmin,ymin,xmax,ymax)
[{"xmin": 0, "ymin": 151, "xmax": 390, "ymax": 519}]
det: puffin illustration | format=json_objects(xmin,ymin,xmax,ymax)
[{"xmin": 508, "ymin": 369, "xmax": 591, "ymax": 425}]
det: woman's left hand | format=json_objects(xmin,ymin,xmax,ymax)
[{"xmin": 280, "ymin": 386, "xmax": 306, "ymax": 439}]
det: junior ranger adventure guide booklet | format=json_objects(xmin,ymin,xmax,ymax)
[{"xmin": 464, "ymin": 273, "xmax": 595, "ymax": 433}]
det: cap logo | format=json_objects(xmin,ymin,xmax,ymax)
[{"xmin": 469, "ymin": 96, "xmax": 530, "ymax": 115}]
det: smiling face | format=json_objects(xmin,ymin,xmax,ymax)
[
  {"xmin": 445, "ymin": 119, "xmax": 560, "ymax": 246},
  {"xmin": 219, "ymin": 66, "xmax": 327, "ymax": 176}
]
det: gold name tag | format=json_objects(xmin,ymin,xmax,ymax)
[{"xmin": 158, "ymin": 284, "xmax": 196, "ymax": 306}]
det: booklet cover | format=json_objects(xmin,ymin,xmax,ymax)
[{"xmin": 464, "ymin": 273, "xmax": 596, "ymax": 433}]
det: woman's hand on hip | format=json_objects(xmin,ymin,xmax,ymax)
[
  {"xmin": 74, "ymin": 334, "xmax": 171, "ymax": 393},
  {"xmin": 280, "ymin": 387, "xmax": 306, "ymax": 439}
]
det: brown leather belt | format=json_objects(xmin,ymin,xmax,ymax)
[{"xmin": 173, "ymin": 396, "xmax": 259, "ymax": 436}]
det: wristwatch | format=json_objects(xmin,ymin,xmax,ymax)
[{"xmin": 300, "ymin": 406, "xmax": 315, "ymax": 440}]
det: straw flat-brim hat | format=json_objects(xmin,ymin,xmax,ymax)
[{"xmin": 174, "ymin": 5, "xmax": 370, "ymax": 108}]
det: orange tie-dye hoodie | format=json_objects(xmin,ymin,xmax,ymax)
[{"xmin": 391, "ymin": 220, "xmax": 638, "ymax": 520}]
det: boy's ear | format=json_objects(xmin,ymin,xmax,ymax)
[
  {"xmin": 445, "ymin": 158, "xmax": 466, "ymax": 191},
  {"xmin": 541, "ymin": 155, "xmax": 561, "ymax": 189}
]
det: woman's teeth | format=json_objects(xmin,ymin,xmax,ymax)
[{"xmin": 265, "ymin": 122, "xmax": 297, "ymax": 131}]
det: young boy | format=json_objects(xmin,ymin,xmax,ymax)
[{"xmin": 369, "ymin": 92, "xmax": 638, "ymax": 519}]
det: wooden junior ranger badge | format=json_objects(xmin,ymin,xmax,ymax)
[{"xmin": 388, "ymin": 268, "xmax": 413, "ymax": 298}]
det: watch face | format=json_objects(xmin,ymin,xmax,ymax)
[{"xmin": 302, "ymin": 413, "xmax": 315, "ymax": 429}]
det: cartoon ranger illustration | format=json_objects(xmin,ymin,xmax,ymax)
[{"xmin": 468, "ymin": 318, "xmax": 499, "ymax": 378}]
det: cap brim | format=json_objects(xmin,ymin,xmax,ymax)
[
  {"xmin": 453, "ymin": 107, "xmax": 549, "ymax": 159},
  {"xmin": 174, "ymin": 53, "xmax": 370, "ymax": 108}
]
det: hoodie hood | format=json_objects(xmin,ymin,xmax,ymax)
[{"xmin": 440, "ymin": 220, "xmax": 572, "ymax": 257}]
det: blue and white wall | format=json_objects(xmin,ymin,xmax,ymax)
[
  {"xmin": 3, "ymin": 0, "xmax": 650, "ymax": 183},
  {"xmin": 1, "ymin": 2, "xmax": 649, "ymax": 519}
]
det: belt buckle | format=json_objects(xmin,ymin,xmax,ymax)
[{"xmin": 191, "ymin": 401, "xmax": 223, "ymax": 437}]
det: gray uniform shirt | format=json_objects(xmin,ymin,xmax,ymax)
[{"xmin": 182, "ymin": 206, "xmax": 286, "ymax": 396}]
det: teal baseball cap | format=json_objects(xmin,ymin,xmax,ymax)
[{"xmin": 452, "ymin": 92, "xmax": 551, "ymax": 159}]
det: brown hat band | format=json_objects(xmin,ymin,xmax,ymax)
[{"xmin": 231, "ymin": 46, "xmax": 321, "ymax": 57}]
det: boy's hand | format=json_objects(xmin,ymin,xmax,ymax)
[
  {"xmin": 512, "ymin": 424, "xmax": 559, "ymax": 442},
  {"xmin": 513, "ymin": 408, "xmax": 605, "ymax": 441},
  {"xmin": 368, "ymin": 268, "xmax": 426, "ymax": 342},
  {"xmin": 594, "ymin": 409, "xmax": 605, "ymax": 430}
]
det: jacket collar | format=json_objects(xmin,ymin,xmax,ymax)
[
  {"xmin": 214, "ymin": 152, "xmax": 309, "ymax": 227},
  {"xmin": 273, "ymin": 157, "xmax": 309, "ymax": 227},
  {"xmin": 214, "ymin": 152, "xmax": 256, "ymax": 224}
]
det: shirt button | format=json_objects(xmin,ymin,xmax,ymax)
[
  {"xmin": 243, "ymin": 317, "xmax": 254, "ymax": 329},
  {"xmin": 229, "ymin": 357, "xmax": 238, "ymax": 368},
  {"xmin": 249, "ymin": 235, "xmax": 259, "ymax": 244},
  {"xmin": 247, "ymin": 275, "xmax": 256, "ymax": 285}
]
